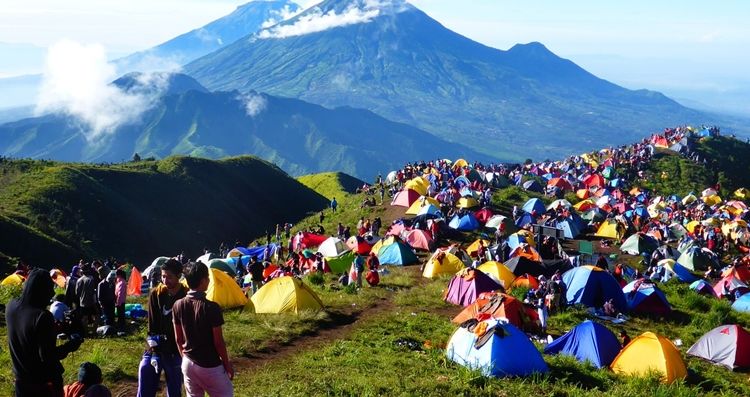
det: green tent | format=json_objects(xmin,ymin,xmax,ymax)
[
  {"xmin": 326, "ymin": 251, "xmax": 356, "ymax": 274},
  {"xmin": 620, "ymin": 233, "xmax": 658, "ymax": 256},
  {"xmin": 208, "ymin": 258, "xmax": 237, "ymax": 276}
]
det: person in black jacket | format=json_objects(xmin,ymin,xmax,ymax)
[{"xmin": 6, "ymin": 269, "xmax": 84, "ymax": 396}]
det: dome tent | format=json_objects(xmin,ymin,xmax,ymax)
[
  {"xmin": 250, "ymin": 276, "xmax": 323, "ymax": 314},
  {"xmin": 544, "ymin": 320, "xmax": 621, "ymax": 368}
]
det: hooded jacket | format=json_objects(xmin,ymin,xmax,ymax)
[{"xmin": 6, "ymin": 269, "xmax": 78, "ymax": 386}]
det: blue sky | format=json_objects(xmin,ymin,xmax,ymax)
[{"xmin": 0, "ymin": 0, "xmax": 748, "ymax": 114}]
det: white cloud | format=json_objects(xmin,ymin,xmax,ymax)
[
  {"xmin": 257, "ymin": 0, "xmax": 408, "ymax": 39},
  {"xmin": 260, "ymin": 4, "xmax": 304, "ymax": 29},
  {"xmin": 237, "ymin": 92, "xmax": 267, "ymax": 117},
  {"xmin": 35, "ymin": 39, "xmax": 168, "ymax": 142}
]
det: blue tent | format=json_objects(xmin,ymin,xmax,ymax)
[
  {"xmin": 507, "ymin": 234, "xmax": 531, "ymax": 251},
  {"xmin": 622, "ymin": 281, "xmax": 671, "ymax": 315},
  {"xmin": 514, "ymin": 213, "xmax": 536, "ymax": 228},
  {"xmin": 544, "ymin": 320, "xmax": 621, "ymax": 368},
  {"xmin": 522, "ymin": 180, "xmax": 543, "ymax": 193},
  {"xmin": 689, "ymin": 279, "xmax": 716, "ymax": 297},
  {"xmin": 556, "ymin": 212, "xmax": 587, "ymax": 239},
  {"xmin": 732, "ymin": 293, "xmax": 750, "ymax": 313},
  {"xmin": 450, "ymin": 213, "xmax": 480, "ymax": 231},
  {"xmin": 377, "ymin": 241, "xmax": 418, "ymax": 265},
  {"xmin": 522, "ymin": 198, "xmax": 546, "ymax": 215},
  {"xmin": 667, "ymin": 262, "xmax": 698, "ymax": 283},
  {"xmin": 446, "ymin": 319, "xmax": 548, "ymax": 377},
  {"xmin": 240, "ymin": 244, "xmax": 280, "ymax": 261},
  {"xmin": 454, "ymin": 175, "xmax": 471, "ymax": 189},
  {"xmin": 562, "ymin": 266, "xmax": 627, "ymax": 312}
]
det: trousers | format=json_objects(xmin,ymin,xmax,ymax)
[{"xmin": 137, "ymin": 351, "xmax": 183, "ymax": 397}]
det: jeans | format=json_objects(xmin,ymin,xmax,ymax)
[
  {"xmin": 137, "ymin": 351, "xmax": 183, "ymax": 397},
  {"xmin": 182, "ymin": 356, "xmax": 233, "ymax": 397}
]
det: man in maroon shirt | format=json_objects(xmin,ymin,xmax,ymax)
[{"xmin": 173, "ymin": 261, "xmax": 233, "ymax": 396}]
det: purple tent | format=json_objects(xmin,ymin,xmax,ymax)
[{"xmin": 444, "ymin": 269, "xmax": 501, "ymax": 306}]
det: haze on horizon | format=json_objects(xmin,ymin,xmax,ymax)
[{"xmin": 0, "ymin": 0, "xmax": 748, "ymax": 116}]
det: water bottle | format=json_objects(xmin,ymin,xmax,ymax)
[{"xmin": 150, "ymin": 352, "xmax": 160, "ymax": 374}]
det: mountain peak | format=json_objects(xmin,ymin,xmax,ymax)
[
  {"xmin": 112, "ymin": 72, "xmax": 208, "ymax": 96},
  {"xmin": 507, "ymin": 42, "xmax": 555, "ymax": 58}
]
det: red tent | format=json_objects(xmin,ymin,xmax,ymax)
[
  {"xmin": 547, "ymin": 177, "xmax": 574, "ymax": 191},
  {"xmin": 584, "ymin": 174, "xmax": 606, "ymax": 188},
  {"xmin": 294, "ymin": 232, "xmax": 327, "ymax": 250},
  {"xmin": 391, "ymin": 189, "xmax": 421, "ymax": 207},
  {"xmin": 474, "ymin": 207, "xmax": 494, "ymax": 224},
  {"xmin": 403, "ymin": 229, "xmax": 434, "ymax": 251},
  {"xmin": 127, "ymin": 267, "xmax": 143, "ymax": 297},
  {"xmin": 346, "ymin": 236, "xmax": 373, "ymax": 255}
]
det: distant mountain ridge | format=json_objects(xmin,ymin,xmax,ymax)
[
  {"xmin": 0, "ymin": 74, "xmax": 487, "ymax": 179},
  {"xmin": 184, "ymin": 0, "xmax": 723, "ymax": 161}
]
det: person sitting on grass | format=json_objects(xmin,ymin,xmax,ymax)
[{"xmin": 63, "ymin": 362, "xmax": 111, "ymax": 397}]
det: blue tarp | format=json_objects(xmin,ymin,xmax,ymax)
[
  {"xmin": 544, "ymin": 320, "xmax": 621, "ymax": 368},
  {"xmin": 450, "ymin": 213, "xmax": 480, "ymax": 231},
  {"xmin": 447, "ymin": 320, "xmax": 548, "ymax": 377},
  {"xmin": 562, "ymin": 266, "xmax": 627, "ymax": 312}
]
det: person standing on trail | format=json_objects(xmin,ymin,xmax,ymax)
[
  {"xmin": 173, "ymin": 261, "xmax": 233, "ymax": 397},
  {"xmin": 137, "ymin": 259, "xmax": 187, "ymax": 397},
  {"xmin": 248, "ymin": 257, "xmax": 264, "ymax": 295},
  {"xmin": 330, "ymin": 197, "xmax": 338, "ymax": 213}
]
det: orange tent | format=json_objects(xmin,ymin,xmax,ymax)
[
  {"xmin": 127, "ymin": 267, "xmax": 143, "ymax": 297},
  {"xmin": 452, "ymin": 291, "xmax": 536, "ymax": 331},
  {"xmin": 511, "ymin": 274, "xmax": 539, "ymax": 290}
]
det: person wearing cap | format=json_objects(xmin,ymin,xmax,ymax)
[{"xmin": 63, "ymin": 362, "xmax": 111, "ymax": 397}]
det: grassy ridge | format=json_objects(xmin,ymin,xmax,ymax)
[{"xmin": 0, "ymin": 156, "xmax": 329, "ymax": 270}]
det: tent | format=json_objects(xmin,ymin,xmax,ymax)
[
  {"xmin": 547, "ymin": 179, "xmax": 574, "ymax": 192},
  {"xmin": 326, "ymin": 251, "xmax": 357, "ymax": 274},
  {"xmin": 207, "ymin": 258, "xmax": 237, "ymax": 276},
  {"xmin": 405, "ymin": 196, "xmax": 441, "ymax": 215},
  {"xmin": 451, "ymin": 291, "xmax": 536, "ymax": 331},
  {"xmin": 620, "ymin": 233, "xmax": 659, "ymax": 256},
  {"xmin": 514, "ymin": 212, "xmax": 536, "ymax": 228},
  {"xmin": 687, "ymin": 324, "xmax": 750, "ymax": 369},
  {"xmin": 511, "ymin": 274, "xmax": 539, "ymax": 290},
  {"xmin": 476, "ymin": 262, "xmax": 515, "ymax": 289},
  {"xmin": 444, "ymin": 269, "xmax": 501, "ymax": 306},
  {"xmin": 689, "ymin": 279, "xmax": 717, "ymax": 297},
  {"xmin": 622, "ymin": 281, "xmax": 671, "ymax": 315},
  {"xmin": 583, "ymin": 174, "xmax": 606, "ymax": 188},
  {"xmin": 251, "ymin": 276, "xmax": 323, "ymax": 314},
  {"xmin": 485, "ymin": 215, "xmax": 515, "ymax": 233},
  {"xmin": 677, "ymin": 247, "xmax": 718, "ymax": 271},
  {"xmin": 732, "ymin": 293, "xmax": 750, "ymax": 313},
  {"xmin": 1, "ymin": 273, "xmax": 24, "ymax": 286},
  {"xmin": 144, "ymin": 256, "xmax": 170, "ymax": 280},
  {"xmin": 197, "ymin": 252, "xmax": 218, "ymax": 264},
  {"xmin": 508, "ymin": 245, "xmax": 542, "ymax": 263},
  {"xmin": 370, "ymin": 236, "xmax": 395, "ymax": 255},
  {"xmin": 127, "ymin": 267, "xmax": 143, "ymax": 297},
  {"xmin": 227, "ymin": 247, "xmax": 251, "ymax": 258},
  {"xmin": 596, "ymin": 220, "xmax": 626, "ymax": 240},
  {"xmin": 346, "ymin": 236, "xmax": 373, "ymax": 255},
  {"xmin": 449, "ymin": 213, "xmax": 480, "ymax": 231},
  {"xmin": 555, "ymin": 213, "xmax": 587, "ymax": 239},
  {"xmin": 446, "ymin": 319, "xmax": 548, "ymax": 377},
  {"xmin": 391, "ymin": 189, "xmax": 421, "ymax": 207},
  {"xmin": 294, "ymin": 233, "xmax": 327, "ymax": 251},
  {"xmin": 610, "ymin": 332, "xmax": 688, "ymax": 383},
  {"xmin": 474, "ymin": 208, "xmax": 495, "ymax": 224},
  {"xmin": 562, "ymin": 266, "xmax": 627, "ymax": 312},
  {"xmin": 660, "ymin": 260, "xmax": 697, "ymax": 283},
  {"xmin": 317, "ymin": 237, "xmax": 348, "ymax": 258},
  {"xmin": 522, "ymin": 180, "xmax": 543, "ymax": 193},
  {"xmin": 544, "ymin": 320, "xmax": 621, "ymax": 368},
  {"xmin": 50, "ymin": 269, "xmax": 67, "ymax": 288},
  {"xmin": 713, "ymin": 272, "xmax": 749, "ymax": 298},
  {"xmin": 504, "ymin": 256, "xmax": 546, "ymax": 277},
  {"xmin": 416, "ymin": 204, "xmax": 443, "ymax": 217},
  {"xmin": 206, "ymin": 268, "xmax": 248, "ymax": 309},
  {"xmin": 404, "ymin": 177, "xmax": 429, "ymax": 196},
  {"xmin": 456, "ymin": 197, "xmax": 479, "ymax": 209},
  {"xmin": 402, "ymin": 229, "xmax": 434, "ymax": 251},
  {"xmin": 507, "ymin": 232, "xmax": 534, "ymax": 251},
  {"xmin": 467, "ymin": 239, "xmax": 492, "ymax": 258},
  {"xmin": 522, "ymin": 198, "xmax": 546, "ymax": 215},
  {"xmin": 377, "ymin": 241, "xmax": 418, "ymax": 265},
  {"xmin": 423, "ymin": 251, "xmax": 465, "ymax": 278}
]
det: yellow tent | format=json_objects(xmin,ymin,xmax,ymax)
[
  {"xmin": 610, "ymin": 332, "xmax": 687, "ymax": 383},
  {"xmin": 681, "ymin": 194, "xmax": 697, "ymax": 206},
  {"xmin": 573, "ymin": 199, "xmax": 596, "ymax": 212},
  {"xmin": 476, "ymin": 262, "xmax": 515, "ymax": 289},
  {"xmin": 1, "ymin": 273, "xmax": 24, "ymax": 286},
  {"xmin": 734, "ymin": 187, "xmax": 749, "ymax": 199},
  {"xmin": 250, "ymin": 276, "xmax": 323, "ymax": 314},
  {"xmin": 456, "ymin": 197, "xmax": 479, "ymax": 209},
  {"xmin": 423, "ymin": 252, "xmax": 464, "ymax": 278},
  {"xmin": 405, "ymin": 196, "xmax": 441, "ymax": 215},
  {"xmin": 404, "ymin": 177, "xmax": 429, "ymax": 196},
  {"xmin": 370, "ymin": 236, "xmax": 395, "ymax": 254},
  {"xmin": 596, "ymin": 220, "xmax": 625, "ymax": 240},
  {"xmin": 685, "ymin": 220, "xmax": 700, "ymax": 234},
  {"xmin": 702, "ymin": 194, "xmax": 722, "ymax": 206},
  {"xmin": 466, "ymin": 239, "xmax": 491, "ymax": 257},
  {"xmin": 207, "ymin": 268, "xmax": 248, "ymax": 309},
  {"xmin": 453, "ymin": 159, "xmax": 468, "ymax": 169}
]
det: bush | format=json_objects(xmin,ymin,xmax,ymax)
[
  {"xmin": 0, "ymin": 284, "xmax": 22, "ymax": 305},
  {"xmin": 306, "ymin": 272, "xmax": 325, "ymax": 286}
]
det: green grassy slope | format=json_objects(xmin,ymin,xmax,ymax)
[
  {"xmin": 0, "ymin": 156, "xmax": 328, "ymax": 268},
  {"xmin": 297, "ymin": 171, "xmax": 366, "ymax": 199}
]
